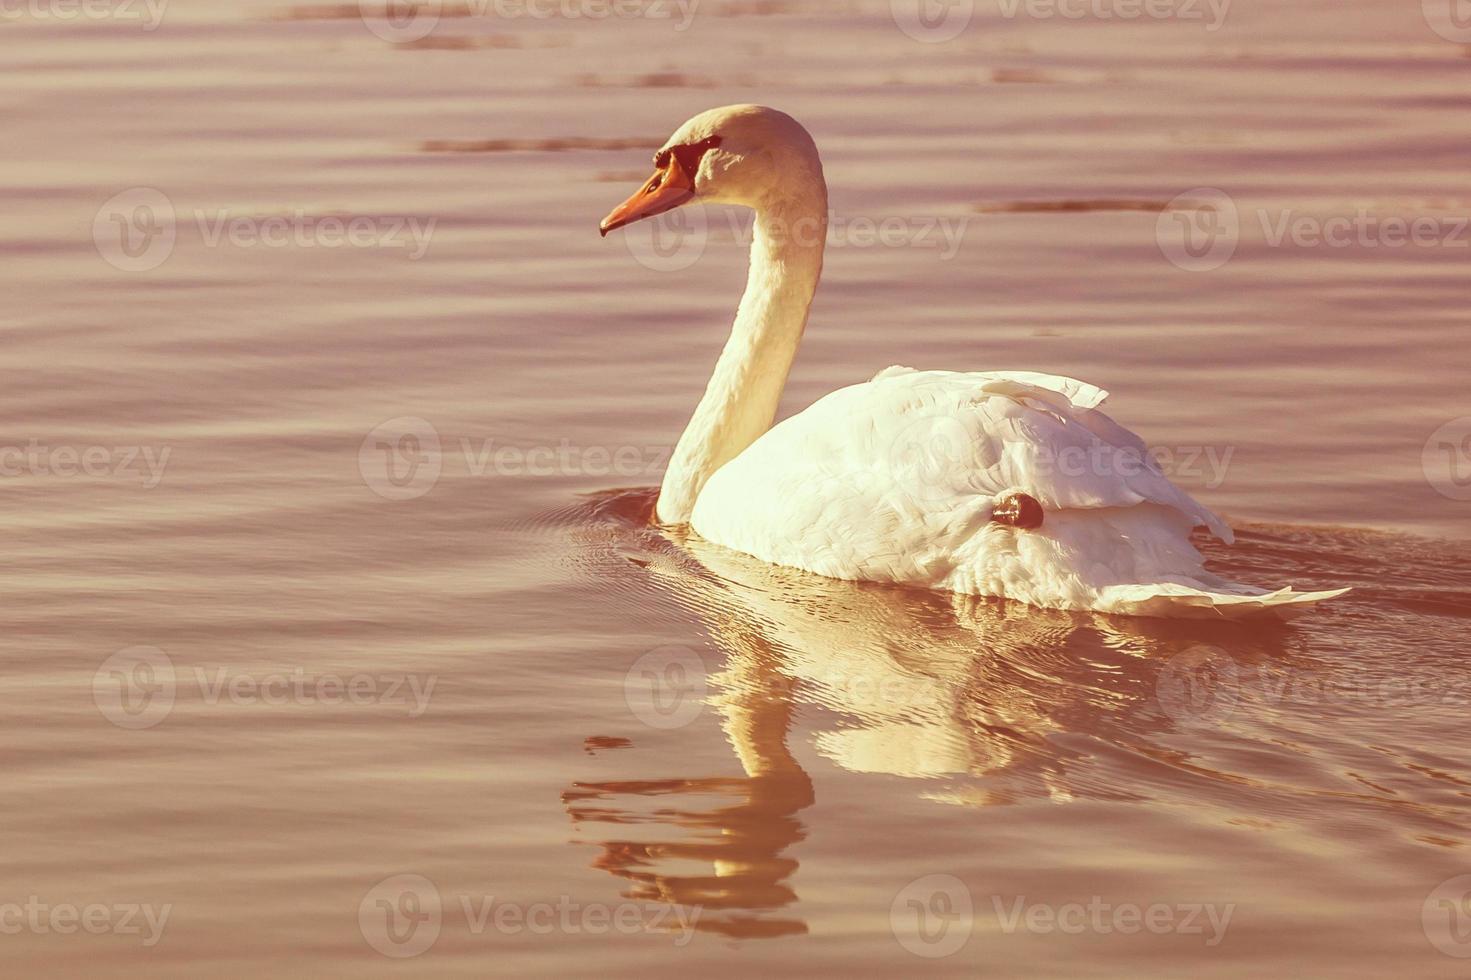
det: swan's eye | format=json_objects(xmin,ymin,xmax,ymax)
[
  {"xmin": 673, "ymin": 135, "xmax": 722, "ymax": 172},
  {"xmin": 655, "ymin": 136, "xmax": 723, "ymax": 176}
]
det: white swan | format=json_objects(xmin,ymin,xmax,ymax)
[{"xmin": 599, "ymin": 105, "xmax": 1347, "ymax": 619}]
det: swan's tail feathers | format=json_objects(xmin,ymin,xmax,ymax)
[{"xmin": 1096, "ymin": 582, "xmax": 1352, "ymax": 620}]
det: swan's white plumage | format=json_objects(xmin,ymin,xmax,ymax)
[
  {"xmin": 690, "ymin": 368, "xmax": 1345, "ymax": 618},
  {"xmin": 603, "ymin": 104, "xmax": 1348, "ymax": 619}
]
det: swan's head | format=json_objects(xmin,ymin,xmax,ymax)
[{"xmin": 599, "ymin": 104, "xmax": 823, "ymax": 236}]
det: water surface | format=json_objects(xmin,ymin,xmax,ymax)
[{"xmin": 2, "ymin": 0, "xmax": 1469, "ymax": 975}]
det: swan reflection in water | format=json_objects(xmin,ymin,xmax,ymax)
[{"xmin": 561, "ymin": 490, "xmax": 1301, "ymax": 939}]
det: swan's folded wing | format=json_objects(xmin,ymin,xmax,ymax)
[
  {"xmin": 865, "ymin": 370, "xmax": 1232, "ymax": 542},
  {"xmin": 972, "ymin": 371, "xmax": 1110, "ymax": 410},
  {"xmin": 871, "ymin": 366, "xmax": 1109, "ymax": 410},
  {"xmin": 690, "ymin": 369, "xmax": 1330, "ymax": 616}
]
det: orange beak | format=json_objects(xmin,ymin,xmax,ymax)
[{"xmin": 599, "ymin": 153, "xmax": 696, "ymax": 237}]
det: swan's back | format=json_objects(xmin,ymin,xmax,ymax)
[{"xmin": 689, "ymin": 368, "xmax": 1345, "ymax": 618}]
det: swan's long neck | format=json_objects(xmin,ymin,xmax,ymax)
[{"xmin": 656, "ymin": 190, "xmax": 827, "ymax": 524}]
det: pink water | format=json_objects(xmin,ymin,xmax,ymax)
[{"xmin": 3, "ymin": 0, "xmax": 1470, "ymax": 975}]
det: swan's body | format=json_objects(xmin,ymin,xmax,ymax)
[{"xmin": 600, "ymin": 105, "xmax": 1347, "ymax": 618}]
